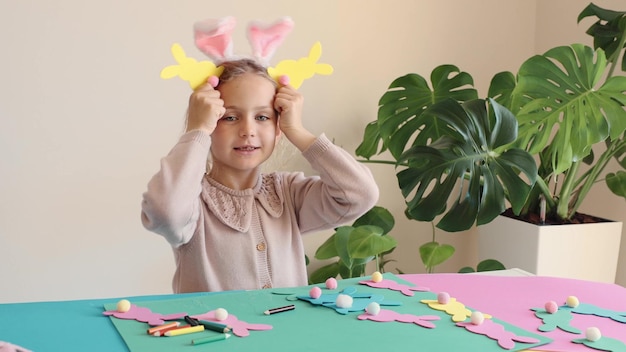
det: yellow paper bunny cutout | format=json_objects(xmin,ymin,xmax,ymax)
[
  {"xmin": 421, "ymin": 297, "xmax": 493, "ymax": 322},
  {"xmin": 160, "ymin": 43, "xmax": 224, "ymax": 90},
  {"xmin": 161, "ymin": 42, "xmax": 332, "ymax": 90},
  {"xmin": 267, "ymin": 42, "xmax": 333, "ymax": 89}
]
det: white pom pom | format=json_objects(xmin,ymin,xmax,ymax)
[
  {"xmin": 335, "ymin": 294, "xmax": 353, "ymax": 309},
  {"xmin": 116, "ymin": 299, "xmax": 131, "ymax": 313},
  {"xmin": 566, "ymin": 296, "xmax": 580, "ymax": 308},
  {"xmin": 214, "ymin": 308, "xmax": 228, "ymax": 321},
  {"xmin": 586, "ymin": 327, "xmax": 601, "ymax": 342},
  {"xmin": 470, "ymin": 311, "xmax": 484, "ymax": 325},
  {"xmin": 366, "ymin": 302, "xmax": 380, "ymax": 316},
  {"xmin": 371, "ymin": 271, "xmax": 383, "ymax": 283}
]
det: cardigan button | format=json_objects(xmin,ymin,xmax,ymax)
[{"xmin": 256, "ymin": 242, "xmax": 266, "ymax": 251}]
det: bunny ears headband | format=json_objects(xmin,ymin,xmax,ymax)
[{"xmin": 160, "ymin": 16, "xmax": 333, "ymax": 90}]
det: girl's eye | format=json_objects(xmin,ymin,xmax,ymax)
[
  {"xmin": 221, "ymin": 115, "xmax": 237, "ymax": 121},
  {"xmin": 257, "ymin": 115, "xmax": 270, "ymax": 121}
]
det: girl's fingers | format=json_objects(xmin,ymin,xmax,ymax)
[
  {"xmin": 208, "ymin": 75, "xmax": 219, "ymax": 88},
  {"xmin": 278, "ymin": 75, "xmax": 290, "ymax": 86}
]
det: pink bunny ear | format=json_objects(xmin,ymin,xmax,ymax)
[
  {"xmin": 193, "ymin": 16, "xmax": 236, "ymax": 61},
  {"xmin": 247, "ymin": 17, "xmax": 294, "ymax": 64}
]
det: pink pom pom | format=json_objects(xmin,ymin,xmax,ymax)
[
  {"xmin": 437, "ymin": 292, "xmax": 450, "ymax": 304},
  {"xmin": 278, "ymin": 75, "xmax": 290, "ymax": 86},
  {"xmin": 309, "ymin": 286, "xmax": 322, "ymax": 299},
  {"xmin": 208, "ymin": 76, "xmax": 219, "ymax": 88},
  {"xmin": 545, "ymin": 301, "xmax": 559, "ymax": 314},
  {"xmin": 325, "ymin": 277, "xmax": 337, "ymax": 290}
]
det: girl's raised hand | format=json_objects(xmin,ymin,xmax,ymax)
[
  {"xmin": 274, "ymin": 77, "xmax": 304, "ymax": 134},
  {"xmin": 186, "ymin": 76, "xmax": 225, "ymax": 134},
  {"xmin": 274, "ymin": 75, "xmax": 315, "ymax": 151}
]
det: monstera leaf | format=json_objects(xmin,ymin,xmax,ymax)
[
  {"xmin": 511, "ymin": 44, "xmax": 626, "ymax": 175},
  {"xmin": 356, "ymin": 65, "xmax": 478, "ymax": 160},
  {"xmin": 395, "ymin": 98, "xmax": 537, "ymax": 232},
  {"xmin": 578, "ymin": 3, "xmax": 626, "ymax": 71}
]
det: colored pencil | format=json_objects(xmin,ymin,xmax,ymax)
[
  {"xmin": 198, "ymin": 320, "xmax": 231, "ymax": 333},
  {"xmin": 192, "ymin": 333, "xmax": 231, "ymax": 345},
  {"xmin": 264, "ymin": 304, "xmax": 295, "ymax": 315},
  {"xmin": 147, "ymin": 321, "xmax": 180, "ymax": 335},
  {"xmin": 164, "ymin": 325, "xmax": 204, "ymax": 337}
]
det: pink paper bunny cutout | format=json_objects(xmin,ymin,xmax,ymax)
[
  {"xmin": 0, "ymin": 341, "xmax": 31, "ymax": 352},
  {"xmin": 358, "ymin": 309, "xmax": 440, "ymax": 328},
  {"xmin": 359, "ymin": 279, "xmax": 429, "ymax": 296},
  {"xmin": 192, "ymin": 310, "xmax": 272, "ymax": 337},
  {"xmin": 103, "ymin": 304, "xmax": 187, "ymax": 326},
  {"xmin": 456, "ymin": 319, "xmax": 540, "ymax": 350}
]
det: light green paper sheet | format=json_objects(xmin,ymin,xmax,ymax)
[{"xmin": 104, "ymin": 274, "xmax": 551, "ymax": 352}]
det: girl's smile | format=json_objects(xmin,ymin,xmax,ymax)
[{"xmin": 208, "ymin": 72, "xmax": 280, "ymax": 190}]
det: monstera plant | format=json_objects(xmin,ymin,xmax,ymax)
[
  {"xmin": 309, "ymin": 206, "xmax": 398, "ymax": 283},
  {"xmin": 356, "ymin": 3, "xmax": 626, "ymax": 233}
]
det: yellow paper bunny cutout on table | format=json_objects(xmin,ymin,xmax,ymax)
[{"xmin": 421, "ymin": 297, "xmax": 493, "ymax": 322}]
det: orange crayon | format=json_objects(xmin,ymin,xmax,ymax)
[
  {"xmin": 147, "ymin": 321, "xmax": 180, "ymax": 335},
  {"xmin": 152, "ymin": 324, "xmax": 191, "ymax": 336}
]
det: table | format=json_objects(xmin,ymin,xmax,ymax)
[
  {"xmin": 1, "ymin": 271, "xmax": 624, "ymax": 352},
  {"xmin": 0, "ymin": 292, "xmax": 212, "ymax": 351}
]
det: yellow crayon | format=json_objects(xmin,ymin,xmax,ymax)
[{"xmin": 164, "ymin": 325, "xmax": 204, "ymax": 337}]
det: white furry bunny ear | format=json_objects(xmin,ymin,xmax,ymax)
[
  {"xmin": 193, "ymin": 16, "xmax": 236, "ymax": 61},
  {"xmin": 247, "ymin": 17, "xmax": 294, "ymax": 65}
]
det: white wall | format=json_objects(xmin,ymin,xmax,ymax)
[{"xmin": 1, "ymin": 0, "xmax": 624, "ymax": 303}]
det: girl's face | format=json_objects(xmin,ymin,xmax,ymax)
[{"xmin": 209, "ymin": 72, "xmax": 280, "ymax": 186}]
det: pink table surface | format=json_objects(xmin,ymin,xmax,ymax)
[{"xmin": 400, "ymin": 273, "xmax": 626, "ymax": 352}]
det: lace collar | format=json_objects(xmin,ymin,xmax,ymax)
[{"xmin": 201, "ymin": 173, "xmax": 284, "ymax": 232}]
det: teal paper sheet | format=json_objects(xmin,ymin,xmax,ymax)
[{"xmin": 104, "ymin": 273, "xmax": 551, "ymax": 352}]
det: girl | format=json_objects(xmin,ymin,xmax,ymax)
[{"xmin": 141, "ymin": 59, "xmax": 379, "ymax": 293}]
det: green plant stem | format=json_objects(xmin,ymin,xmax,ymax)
[
  {"xmin": 557, "ymin": 161, "xmax": 582, "ymax": 219},
  {"xmin": 534, "ymin": 177, "xmax": 556, "ymax": 209},
  {"xmin": 358, "ymin": 159, "xmax": 402, "ymax": 166},
  {"xmin": 431, "ymin": 222, "xmax": 436, "ymax": 242},
  {"xmin": 375, "ymin": 254, "xmax": 380, "ymax": 272},
  {"xmin": 571, "ymin": 138, "xmax": 626, "ymax": 215},
  {"xmin": 425, "ymin": 222, "xmax": 436, "ymax": 274},
  {"xmin": 428, "ymin": 222, "xmax": 435, "ymax": 273}
]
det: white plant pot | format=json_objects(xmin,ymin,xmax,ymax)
[{"xmin": 478, "ymin": 215, "xmax": 623, "ymax": 283}]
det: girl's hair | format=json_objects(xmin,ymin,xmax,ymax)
[{"xmin": 217, "ymin": 59, "xmax": 277, "ymax": 87}]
